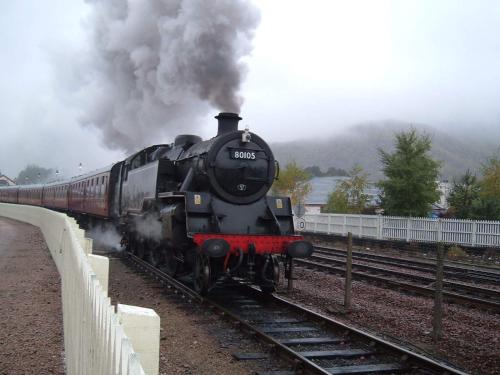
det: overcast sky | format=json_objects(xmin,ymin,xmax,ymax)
[{"xmin": 1, "ymin": 0, "xmax": 499, "ymax": 178}]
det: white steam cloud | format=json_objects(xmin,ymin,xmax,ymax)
[
  {"xmin": 87, "ymin": 222, "xmax": 123, "ymax": 251},
  {"xmin": 79, "ymin": 0, "xmax": 260, "ymax": 152}
]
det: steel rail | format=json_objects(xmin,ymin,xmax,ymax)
[
  {"xmin": 267, "ymin": 292, "xmax": 469, "ymax": 375},
  {"xmin": 313, "ymin": 245, "xmax": 500, "ymax": 283},
  {"xmin": 124, "ymin": 251, "xmax": 470, "ymax": 374},
  {"xmin": 309, "ymin": 253, "xmax": 500, "ymax": 299},
  {"xmin": 125, "ymin": 252, "xmax": 204, "ymax": 303},
  {"xmin": 294, "ymin": 258, "xmax": 500, "ymax": 312}
]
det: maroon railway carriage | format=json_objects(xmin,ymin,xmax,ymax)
[
  {"xmin": 0, "ymin": 186, "xmax": 18, "ymax": 203},
  {"xmin": 0, "ymin": 166, "xmax": 114, "ymax": 219},
  {"xmin": 18, "ymin": 185, "xmax": 43, "ymax": 206},
  {"xmin": 42, "ymin": 183, "xmax": 69, "ymax": 211},
  {"xmin": 68, "ymin": 167, "xmax": 113, "ymax": 218}
]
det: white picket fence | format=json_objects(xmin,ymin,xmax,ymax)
[
  {"xmin": 304, "ymin": 213, "xmax": 500, "ymax": 247},
  {"xmin": 0, "ymin": 203, "xmax": 160, "ymax": 375}
]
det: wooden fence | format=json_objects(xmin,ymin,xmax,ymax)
[
  {"xmin": 304, "ymin": 213, "xmax": 500, "ymax": 247},
  {"xmin": 0, "ymin": 203, "xmax": 160, "ymax": 375}
]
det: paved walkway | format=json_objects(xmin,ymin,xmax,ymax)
[{"xmin": 0, "ymin": 217, "xmax": 64, "ymax": 374}]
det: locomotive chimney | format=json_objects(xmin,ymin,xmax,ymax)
[{"xmin": 215, "ymin": 112, "xmax": 242, "ymax": 135}]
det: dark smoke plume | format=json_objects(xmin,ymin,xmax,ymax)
[{"xmin": 80, "ymin": 0, "xmax": 260, "ymax": 152}]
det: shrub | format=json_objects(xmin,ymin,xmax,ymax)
[{"xmin": 446, "ymin": 245, "xmax": 467, "ymax": 260}]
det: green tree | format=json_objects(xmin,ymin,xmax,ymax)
[
  {"xmin": 480, "ymin": 153, "xmax": 500, "ymax": 199},
  {"xmin": 16, "ymin": 164, "xmax": 54, "ymax": 185},
  {"xmin": 447, "ymin": 170, "xmax": 480, "ymax": 219},
  {"xmin": 326, "ymin": 166, "xmax": 348, "ymax": 177},
  {"xmin": 323, "ymin": 165, "xmax": 369, "ymax": 214},
  {"xmin": 323, "ymin": 189, "xmax": 349, "ymax": 213},
  {"xmin": 474, "ymin": 153, "xmax": 500, "ymax": 220},
  {"xmin": 304, "ymin": 166, "xmax": 324, "ymax": 177},
  {"xmin": 472, "ymin": 197, "xmax": 500, "ymax": 220},
  {"xmin": 304, "ymin": 165, "xmax": 348, "ymax": 177},
  {"xmin": 272, "ymin": 161, "xmax": 312, "ymax": 206},
  {"xmin": 378, "ymin": 129, "xmax": 441, "ymax": 217}
]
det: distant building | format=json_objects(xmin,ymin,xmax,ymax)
[
  {"xmin": 436, "ymin": 180, "xmax": 451, "ymax": 209},
  {"xmin": 431, "ymin": 180, "xmax": 452, "ymax": 217},
  {"xmin": 303, "ymin": 176, "xmax": 452, "ymax": 217},
  {"xmin": 0, "ymin": 174, "xmax": 16, "ymax": 186},
  {"xmin": 303, "ymin": 176, "xmax": 381, "ymax": 214}
]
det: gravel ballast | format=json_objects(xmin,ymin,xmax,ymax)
[
  {"xmin": 3, "ymin": 213, "xmax": 495, "ymax": 374},
  {"xmin": 0, "ymin": 217, "xmax": 64, "ymax": 375},
  {"xmin": 106, "ymin": 254, "xmax": 288, "ymax": 375},
  {"xmin": 278, "ymin": 266, "xmax": 499, "ymax": 375}
]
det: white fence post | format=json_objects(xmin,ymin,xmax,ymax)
[
  {"xmin": 118, "ymin": 304, "xmax": 161, "ymax": 375},
  {"xmin": 300, "ymin": 211, "xmax": 500, "ymax": 248},
  {"xmin": 88, "ymin": 254, "xmax": 110, "ymax": 294},
  {"xmin": 0, "ymin": 204, "xmax": 159, "ymax": 375},
  {"xmin": 377, "ymin": 215, "xmax": 383, "ymax": 240},
  {"xmin": 472, "ymin": 220, "xmax": 477, "ymax": 247},
  {"xmin": 84, "ymin": 237, "xmax": 93, "ymax": 255}
]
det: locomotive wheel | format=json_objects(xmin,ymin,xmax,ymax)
[
  {"xmin": 260, "ymin": 255, "xmax": 280, "ymax": 293},
  {"xmin": 136, "ymin": 238, "xmax": 147, "ymax": 259},
  {"xmin": 125, "ymin": 234, "xmax": 138, "ymax": 255},
  {"xmin": 147, "ymin": 241, "xmax": 163, "ymax": 268},
  {"xmin": 163, "ymin": 248, "xmax": 179, "ymax": 276},
  {"xmin": 193, "ymin": 252, "xmax": 211, "ymax": 295}
]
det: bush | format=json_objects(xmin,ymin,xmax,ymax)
[{"xmin": 446, "ymin": 245, "xmax": 468, "ymax": 260}]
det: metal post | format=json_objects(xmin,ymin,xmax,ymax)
[
  {"xmin": 432, "ymin": 242, "xmax": 444, "ymax": 343},
  {"xmin": 344, "ymin": 232, "xmax": 353, "ymax": 311},
  {"xmin": 287, "ymin": 258, "xmax": 294, "ymax": 292}
]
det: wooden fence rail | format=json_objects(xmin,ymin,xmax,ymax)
[
  {"xmin": 0, "ymin": 203, "xmax": 160, "ymax": 375},
  {"xmin": 304, "ymin": 213, "xmax": 500, "ymax": 247}
]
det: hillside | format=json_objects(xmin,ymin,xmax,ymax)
[{"xmin": 271, "ymin": 121, "xmax": 499, "ymax": 180}]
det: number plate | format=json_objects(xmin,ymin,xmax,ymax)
[{"xmin": 230, "ymin": 149, "xmax": 257, "ymax": 160}]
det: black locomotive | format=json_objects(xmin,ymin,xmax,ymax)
[
  {"xmin": 119, "ymin": 112, "xmax": 312, "ymax": 293},
  {"xmin": 0, "ymin": 113, "xmax": 313, "ymax": 294}
]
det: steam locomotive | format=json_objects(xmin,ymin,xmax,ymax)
[{"xmin": 0, "ymin": 113, "xmax": 313, "ymax": 294}]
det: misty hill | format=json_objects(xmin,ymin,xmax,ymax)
[{"xmin": 271, "ymin": 120, "xmax": 500, "ymax": 181}]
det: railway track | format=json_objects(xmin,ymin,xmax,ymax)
[
  {"xmin": 314, "ymin": 246, "xmax": 500, "ymax": 285},
  {"xmin": 125, "ymin": 252, "xmax": 468, "ymax": 375},
  {"xmin": 294, "ymin": 253, "xmax": 500, "ymax": 312}
]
